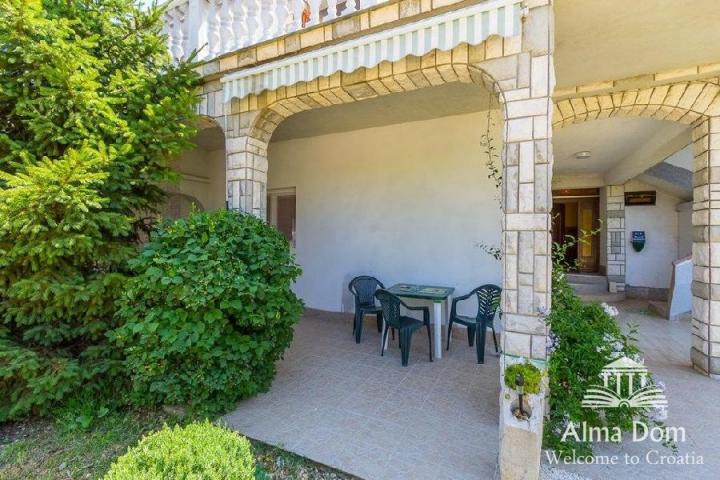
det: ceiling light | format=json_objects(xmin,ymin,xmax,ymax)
[{"xmin": 574, "ymin": 150, "xmax": 592, "ymax": 160}]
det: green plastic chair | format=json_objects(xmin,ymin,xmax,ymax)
[
  {"xmin": 348, "ymin": 276, "xmax": 384, "ymax": 344},
  {"xmin": 446, "ymin": 284, "xmax": 501, "ymax": 364},
  {"xmin": 375, "ymin": 289, "xmax": 432, "ymax": 367}
]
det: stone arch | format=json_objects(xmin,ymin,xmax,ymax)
[
  {"xmin": 553, "ymin": 80, "xmax": 720, "ymax": 128},
  {"xmin": 553, "ymin": 79, "xmax": 720, "ymax": 377},
  {"xmin": 223, "ymin": 42, "xmax": 556, "ymax": 350},
  {"xmin": 218, "ymin": 10, "xmax": 556, "ymax": 476},
  {"xmin": 248, "ymin": 54, "xmax": 507, "ymax": 145},
  {"xmin": 224, "ymin": 44, "xmax": 532, "ymax": 218}
]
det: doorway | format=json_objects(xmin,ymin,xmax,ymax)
[{"xmin": 552, "ymin": 188, "xmax": 600, "ymax": 273}]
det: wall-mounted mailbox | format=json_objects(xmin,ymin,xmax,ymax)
[{"xmin": 631, "ymin": 231, "xmax": 646, "ymax": 252}]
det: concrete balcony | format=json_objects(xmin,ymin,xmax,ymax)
[{"xmin": 162, "ymin": 0, "xmax": 390, "ymax": 63}]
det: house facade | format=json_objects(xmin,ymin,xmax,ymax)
[{"xmin": 160, "ymin": 0, "xmax": 720, "ymax": 478}]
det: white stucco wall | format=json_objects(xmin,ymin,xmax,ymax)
[
  {"xmin": 624, "ymin": 179, "xmax": 680, "ymax": 289},
  {"xmin": 676, "ymin": 201, "xmax": 692, "ymax": 259},
  {"xmin": 170, "ymin": 148, "xmax": 226, "ymax": 211},
  {"xmin": 268, "ymin": 111, "xmax": 503, "ymax": 313}
]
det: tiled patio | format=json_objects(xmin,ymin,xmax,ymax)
[
  {"xmin": 223, "ymin": 301, "xmax": 720, "ymax": 480},
  {"xmin": 222, "ymin": 309, "xmax": 501, "ymax": 480}
]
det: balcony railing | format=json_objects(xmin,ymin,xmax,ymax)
[{"xmin": 162, "ymin": 0, "xmax": 387, "ymax": 63}]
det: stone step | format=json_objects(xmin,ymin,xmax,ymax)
[
  {"xmin": 569, "ymin": 281, "xmax": 608, "ymax": 295},
  {"xmin": 566, "ymin": 273, "xmax": 607, "ymax": 285},
  {"xmin": 578, "ymin": 292, "xmax": 626, "ymax": 304},
  {"xmin": 648, "ymin": 300, "xmax": 669, "ymax": 319}
]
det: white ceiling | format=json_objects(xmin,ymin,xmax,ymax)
[
  {"xmin": 553, "ymin": 117, "xmax": 689, "ymax": 176},
  {"xmin": 272, "ymin": 82, "xmax": 494, "ymax": 141},
  {"xmin": 554, "ymin": 0, "xmax": 720, "ymax": 88},
  {"xmin": 664, "ymin": 144, "xmax": 693, "ymax": 170}
]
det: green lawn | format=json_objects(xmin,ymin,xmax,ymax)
[{"xmin": 0, "ymin": 410, "xmax": 355, "ymax": 480}]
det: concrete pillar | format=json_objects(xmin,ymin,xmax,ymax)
[
  {"xmin": 497, "ymin": 2, "xmax": 553, "ymax": 479},
  {"xmin": 691, "ymin": 116, "xmax": 720, "ymax": 377},
  {"xmin": 225, "ymin": 111, "xmax": 268, "ymax": 218},
  {"xmin": 605, "ymin": 185, "xmax": 626, "ymax": 293}
]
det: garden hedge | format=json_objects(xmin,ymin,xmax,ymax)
[
  {"xmin": 113, "ymin": 210, "xmax": 303, "ymax": 413},
  {"xmin": 104, "ymin": 421, "xmax": 254, "ymax": 480}
]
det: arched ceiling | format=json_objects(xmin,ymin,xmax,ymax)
[{"xmin": 271, "ymin": 82, "xmax": 495, "ymax": 142}]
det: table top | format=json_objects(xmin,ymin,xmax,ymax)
[{"xmin": 387, "ymin": 283, "xmax": 455, "ymax": 301}]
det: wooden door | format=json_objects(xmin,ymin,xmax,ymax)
[
  {"xmin": 577, "ymin": 197, "xmax": 599, "ymax": 272},
  {"xmin": 551, "ymin": 203, "xmax": 565, "ymax": 246}
]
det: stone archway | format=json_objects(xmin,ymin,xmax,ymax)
[
  {"xmin": 220, "ymin": 36, "xmax": 555, "ymax": 477},
  {"xmin": 225, "ymin": 46, "xmax": 510, "ymax": 219},
  {"xmin": 553, "ymin": 78, "xmax": 720, "ymax": 377},
  {"xmin": 193, "ymin": 0, "xmax": 559, "ymax": 473},
  {"xmin": 553, "ymin": 81, "xmax": 720, "ymax": 127}
]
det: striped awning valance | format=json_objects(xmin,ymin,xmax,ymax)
[{"xmin": 222, "ymin": 0, "xmax": 524, "ymax": 102}]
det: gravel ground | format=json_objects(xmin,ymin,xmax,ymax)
[{"xmin": 541, "ymin": 465, "xmax": 592, "ymax": 480}]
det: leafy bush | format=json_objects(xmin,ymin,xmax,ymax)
[
  {"xmin": 543, "ymin": 260, "xmax": 664, "ymax": 457},
  {"xmin": 504, "ymin": 361, "xmax": 542, "ymax": 395},
  {"xmin": 104, "ymin": 420, "xmax": 255, "ymax": 480},
  {"xmin": 114, "ymin": 210, "xmax": 303, "ymax": 413},
  {"xmin": 0, "ymin": 0, "xmax": 198, "ymax": 419}
]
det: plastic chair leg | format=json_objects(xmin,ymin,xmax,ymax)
[
  {"xmin": 376, "ymin": 312, "xmax": 382, "ymax": 333},
  {"xmin": 380, "ymin": 324, "xmax": 390, "ymax": 356},
  {"xmin": 491, "ymin": 326, "xmax": 499, "ymax": 353},
  {"xmin": 354, "ymin": 311, "xmax": 364, "ymax": 344},
  {"xmin": 467, "ymin": 326, "xmax": 476, "ymax": 347},
  {"xmin": 476, "ymin": 323, "xmax": 487, "ymax": 364},
  {"xmin": 446, "ymin": 319, "xmax": 453, "ymax": 351}
]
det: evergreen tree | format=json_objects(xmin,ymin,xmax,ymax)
[{"xmin": 0, "ymin": 0, "xmax": 200, "ymax": 419}]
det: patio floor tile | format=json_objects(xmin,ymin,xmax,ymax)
[{"xmin": 223, "ymin": 308, "xmax": 500, "ymax": 480}]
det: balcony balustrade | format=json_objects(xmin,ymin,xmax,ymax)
[{"xmin": 162, "ymin": 0, "xmax": 387, "ymax": 62}]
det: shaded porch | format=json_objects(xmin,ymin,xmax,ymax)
[
  {"xmin": 222, "ymin": 301, "xmax": 720, "ymax": 480},
  {"xmin": 223, "ymin": 309, "xmax": 501, "ymax": 480}
]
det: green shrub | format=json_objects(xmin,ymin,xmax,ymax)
[
  {"xmin": 104, "ymin": 421, "xmax": 255, "ymax": 480},
  {"xmin": 543, "ymin": 263, "xmax": 662, "ymax": 457},
  {"xmin": 113, "ymin": 210, "xmax": 303, "ymax": 413},
  {"xmin": 504, "ymin": 361, "xmax": 542, "ymax": 395}
]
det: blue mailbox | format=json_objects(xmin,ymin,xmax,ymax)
[{"xmin": 631, "ymin": 231, "xmax": 646, "ymax": 252}]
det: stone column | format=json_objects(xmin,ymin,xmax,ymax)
[
  {"xmin": 225, "ymin": 110, "xmax": 268, "ymax": 218},
  {"xmin": 497, "ymin": 2, "xmax": 554, "ymax": 479},
  {"xmin": 691, "ymin": 116, "xmax": 720, "ymax": 377},
  {"xmin": 605, "ymin": 185, "xmax": 626, "ymax": 293}
]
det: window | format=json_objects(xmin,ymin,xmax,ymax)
[{"xmin": 267, "ymin": 188, "xmax": 296, "ymax": 247}]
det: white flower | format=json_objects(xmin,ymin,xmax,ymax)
[
  {"xmin": 609, "ymin": 350, "xmax": 623, "ymax": 360},
  {"xmin": 650, "ymin": 406, "xmax": 668, "ymax": 422},
  {"xmin": 601, "ymin": 302, "xmax": 619, "ymax": 318}
]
